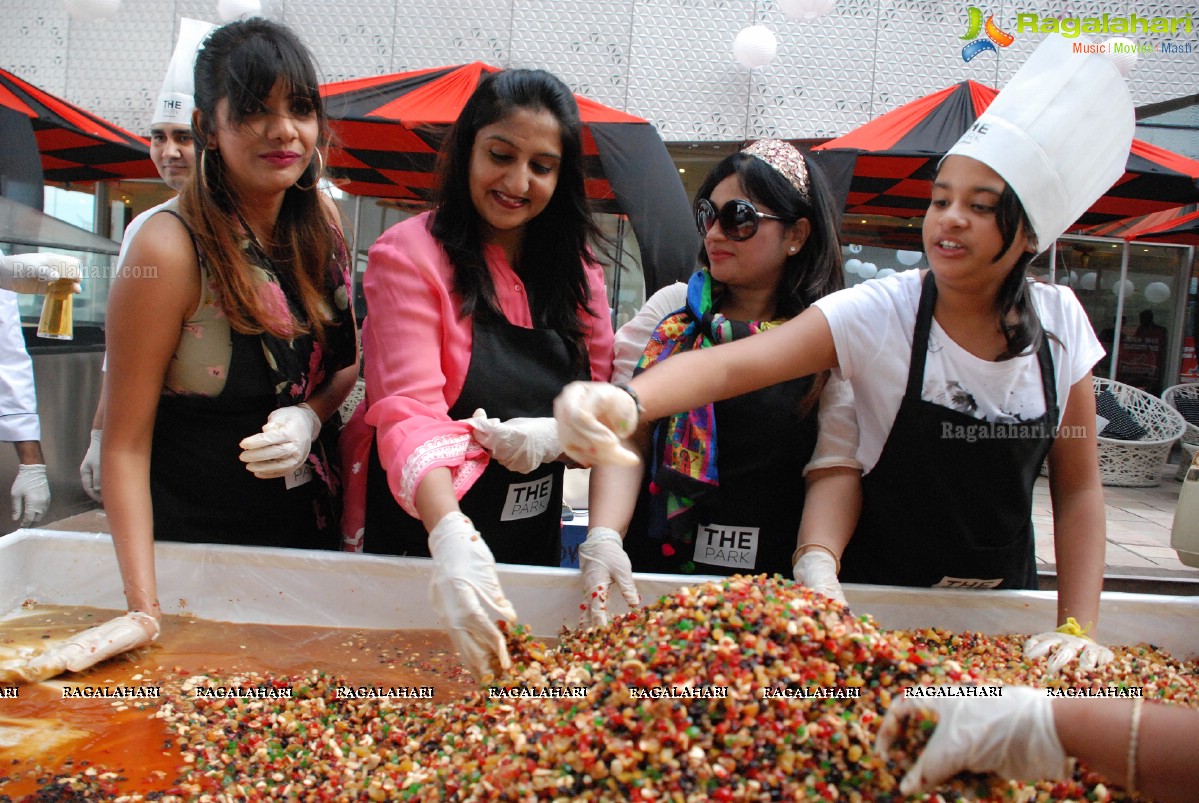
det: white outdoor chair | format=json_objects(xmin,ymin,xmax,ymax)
[
  {"xmin": 1094, "ymin": 377, "xmax": 1186, "ymax": 487},
  {"xmin": 1161, "ymin": 382, "xmax": 1199, "ymax": 447}
]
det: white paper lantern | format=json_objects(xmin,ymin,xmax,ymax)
[
  {"xmin": 733, "ymin": 26, "xmax": 778, "ymax": 69},
  {"xmin": 895, "ymin": 250, "xmax": 923, "ymax": 266},
  {"xmin": 857, "ymin": 262, "xmax": 878, "ymax": 279},
  {"xmin": 1144, "ymin": 281, "xmax": 1171, "ymax": 304},
  {"xmin": 1112, "ymin": 278, "xmax": 1135, "ymax": 298},
  {"xmin": 778, "ymin": 0, "xmax": 836, "ymax": 22},
  {"xmin": 218, "ymin": 0, "xmax": 262, "ymax": 22},
  {"xmin": 846, "ymin": 243, "xmax": 862, "ymax": 254},
  {"xmin": 875, "ymin": 268, "xmax": 897, "ymax": 280},
  {"xmin": 1103, "ymin": 38, "xmax": 1139, "ymax": 77},
  {"xmin": 1078, "ymin": 272, "xmax": 1098, "ymax": 291},
  {"xmin": 844, "ymin": 258, "xmax": 862, "ymax": 275},
  {"xmin": 63, "ymin": 0, "xmax": 121, "ymax": 21}
]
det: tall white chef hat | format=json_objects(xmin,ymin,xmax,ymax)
[
  {"xmin": 152, "ymin": 18, "xmax": 217, "ymax": 127},
  {"xmin": 945, "ymin": 34, "xmax": 1135, "ymax": 251}
]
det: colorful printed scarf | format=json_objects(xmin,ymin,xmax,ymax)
[{"xmin": 634, "ymin": 269, "xmax": 784, "ymax": 542}]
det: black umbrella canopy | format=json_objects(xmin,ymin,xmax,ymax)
[
  {"xmin": 0, "ymin": 67, "xmax": 155, "ymax": 184},
  {"xmin": 812, "ymin": 81, "xmax": 1199, "ymax": 229},
  {"xmin": 321, "ymin": 63, "xmax": 699, "ymax": 292}
]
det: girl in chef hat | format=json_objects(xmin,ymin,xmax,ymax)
[{"xmin": 556, "ymin": 34, "xmax": 1135, "ymax": 674}]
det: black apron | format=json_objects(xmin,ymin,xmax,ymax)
[
  {"xmin": 151, "ymin": 330, "xmax": 337, "ymax": 550},
  {"xmin": 150, "ymin": 210, "xmax": 346, "ymax": 551},
  {"xmin": 364, "ymin": 315, "xmax": 586, "ymax": 565},
  {"xmin": 841, "ymin": 272, "xmax": 1057, "ymax": 589},
  {"xmin": 627, "ymin": 376, "xmax": 815, "ymax": 577}
]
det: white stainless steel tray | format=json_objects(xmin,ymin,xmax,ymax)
[{"xmin": 3, "ymin": 529, "xmax": 1197, "ymax": 658}]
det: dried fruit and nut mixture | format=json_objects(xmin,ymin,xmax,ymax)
[{"xmin": 13, "ymin": 575, "xmax": 1199, "ymax": 801}]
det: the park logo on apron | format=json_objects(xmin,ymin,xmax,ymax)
[
  {"xmin": 500, "ymin": 475, "xmax": 554, "ymax": 521},
  {"xmin": 284, "ymin": 462, "xmax": 314, "ymax": 490},
  {"xmin": 694, "ymin": 523, "xmax": 759, "ymax": 570},
  {"xmin": 934, "ymin": 576, "xmax": 1004, "ymax": 589}
]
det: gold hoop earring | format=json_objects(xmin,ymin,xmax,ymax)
[{"xmin": 294, "ymin": 149, "xmax": 324, "ymax": 191}]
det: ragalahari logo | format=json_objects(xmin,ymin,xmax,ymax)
[{"xmin": 960, "ymin": 6, "xmax": 1015, "ymax": 61}]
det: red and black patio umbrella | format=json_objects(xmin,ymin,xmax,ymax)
[
  {"xmin": 0, "ymin": 67, "xmax": 156, "ymax": 184},
  {"xmin": 1081, "ymin": 204, "xmax": 1198, "ymax": 242},
  {"xmin": 321, "ymin": 62, "xmax": 698, "ymax": 291},
  {"xmin": 323, "ymin": 62, "xmax": 644, "ymax": 209},
  {"xmin": 1125, "ymin": 207, "xmax": 1199, "ymax": 246},
  {"xmin": 1089, "ymin": 204, "xmax": 1199, "ymax": 247},
  {"xmin": 811, "ymin": 80, "xmax": 1199, "ymax": 228}
]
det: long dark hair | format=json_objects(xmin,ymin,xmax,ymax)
[
  {"xmin": 695, "ymin": 150, "xmax": 844, "ymax": 319},
  {"xmin": 430, "ymin": 69, "xmax": 604, "ymax": 366},
  {"xmin": 695, "ymin": 147, "xmax": 844, "ymax": 412},
  {"xmin": 183, "ymin": 18, "xmax": 337, "ymax": 342},
  {"xmin": 989, "ymin": 181, "xmax": 1045, "ymax": 360}
]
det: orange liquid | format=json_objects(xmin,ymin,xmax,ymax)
[{"xmin": 0, "ymin": 606, "xmax": 475, "ymax": 798}]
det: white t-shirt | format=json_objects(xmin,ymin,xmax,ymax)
[
  {"xmin": 0, "ymin": 289, "xmax": 39, "ymax": 441},
  {"xmin": 116, "ymin": 198, "xmax": 176, "ymax": 266},
  {"xmin": 814, "ymin": 270, "xmax": 1104, "ymax": 474},
  {"xmin": 614, "ymin": 282, "xmax": 861, "ymax": 475}
]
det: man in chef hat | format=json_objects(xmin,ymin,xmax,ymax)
[{"xmin": 79, "ymin": 17, "xmax": 216, "ymax": 503}]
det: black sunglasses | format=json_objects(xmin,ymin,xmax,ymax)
[{"xmin": 695, "ymin": 198, "xmax": 786, "ymax": 241}]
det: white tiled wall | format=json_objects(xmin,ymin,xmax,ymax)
[{"xmin": 1, "ymin": 0, "xmax": 1194, "ymax": 140}]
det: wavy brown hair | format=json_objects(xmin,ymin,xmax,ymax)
[{"xmin": 181, "ymin": 18, "xmax": 338, "ymax": 343}]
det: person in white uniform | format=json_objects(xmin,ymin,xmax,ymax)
[
  {"xmin": 556, "ymin": 35, "xmax": 1132, "ymax": 674},
  {"xmin": 78, "ymin": 17, "xmax": 214, "ymax": 503},
  {"xmin": 0, "ymin": 253, "xmax": 80, "ymax": 528}
]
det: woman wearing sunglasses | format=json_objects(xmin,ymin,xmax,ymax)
[
  {"xmin": 578, "ymin": 140, "xmax": 860, "ymax": 626},
  {"xmin": 559, "ymin": 36, "xmax": 1126, "ymax": 672}
]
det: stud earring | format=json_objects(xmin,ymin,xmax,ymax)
[{"xmin": 788, "ymin": 246, "xmax": 798, "ymax": 254}]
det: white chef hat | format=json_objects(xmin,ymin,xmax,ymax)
[
  {"xmin": 152, "ymin": 18, "xmax": 217, "ymax": 127},
  {"xmin": 945, "ymin": 34, "xmax": 1135, "ymax": 251}
]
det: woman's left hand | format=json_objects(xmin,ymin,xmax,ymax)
[
  {"xmin": 1023, "ymin": 618, "xmax": 1114, "ymax": 673},
  {"xmin": 466, "ymin": 409, "xmax": 562, "ymax": 474},
  {"xmin": 239, "ymin": 404, "xmax": 321, "ymax": 479},
  {"xmin": 578, "ymin": 527, "xmax": 641, "ymax": 628}
]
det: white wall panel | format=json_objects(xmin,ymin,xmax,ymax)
[
  {"xmin": 509, "ymin": 0, "xmax": 633, "ymax": 110},
  {"xmin": 749, "ymin": 1, "xmax": 878, "ymax": 139},
  {"xmin": 0, "ymin": 0, "xmax": 1194, "ymax": 143},
  {"xmin": 62, "ymin": 0, "xmax": 175, "ymax": 133},
  {"xmin": 374, "ymin": 0, "xmax": 514, "ymax": 69},
  {"xmin": 282, "ymin": 0, "xmax": 397, "ymax": 81},
  {"xmin": 625, "ymin": 0, "xmax": 760, "ymax": 139},
  {"xmin": 1, "ymin": 4, "xmax": 73, "ymax": 98}
]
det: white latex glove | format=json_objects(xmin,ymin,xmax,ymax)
[
  {"xmin": 79, "ymin": 428, "xmax": 103, "ymax": 503},
  {"xmin": 553, "ymin": 382, "xmax": 641, "ymax": 466},
  {"xmin": 0, "ymin": 253, "xmax": 82, "ymax": 294},
  {"xmin": 428, "ymin": 512, "xmax": 518, "ymax": 681},
  {"xmin": 875, "ymin": 686, "xmax": 1070, "ymax": 795},
  {"xmin": 1024, "ymin": 618, "xmax": 1114, "ymax": 673},
  {"xmin": 238, "ymin": 403, "xmax": 321, "ymax": 479},
  {"xmin": 466, "ymin": 408, "xmax": 561, "ymax": 475},
  {"xmin": 10, "ymin": 612, "xmax": 160, "ymax": 683},
  {"xmin": 792, "ymin": 549, "xmax": 847, "ymax": 605},
  {"xmin": 578, "ymin": 527, "xmax": 641, "ymax": 628},
  {"xmin": 11, "ymin": 464, "xmax": 50, "ymax": 526}
]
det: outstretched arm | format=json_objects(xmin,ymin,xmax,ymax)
[
  {"xmin": 628, "ymin": 306, "xmax": 839, "ymax": 422},
  {"xmin": 1047, "ymin": 372, "xmax": 1105, "ymax": 631}
]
